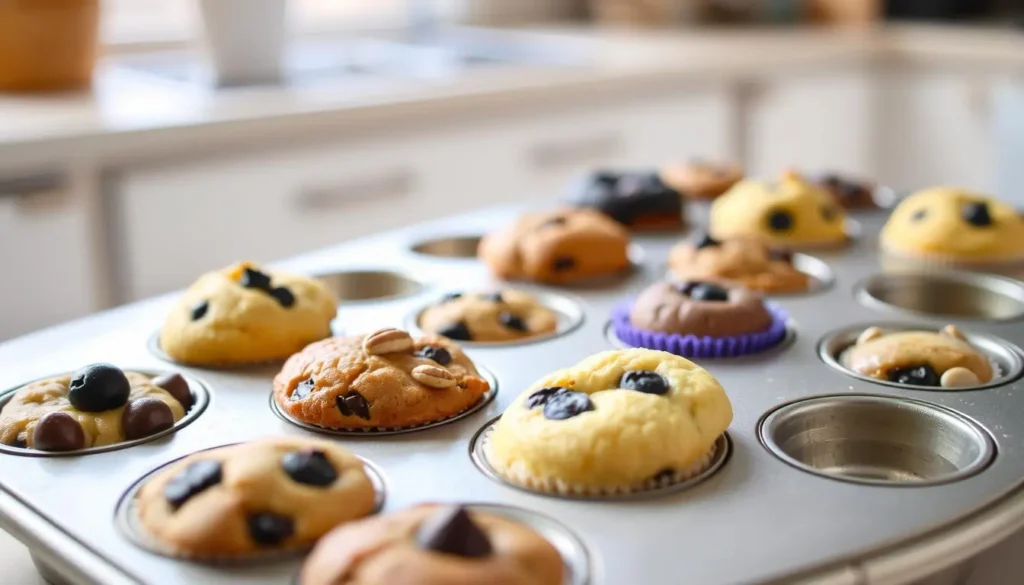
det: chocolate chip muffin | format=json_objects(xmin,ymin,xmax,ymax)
[
  {"xmin": 136, "ymin": 437, "xmax": 378, "ymax": 558},
  {"xmin": 160, "ymin": 262, "xmax": 337, "ymax": 366},
  {"xmin": 843, "ymin": 325, "xmax": 993, "ymax": 388},
  {"xmin": 813, "ymin": 172, "xmax": 877, "ymax": 210},
  {"xmin": 301, "ymin": 504, "xmax": 564, "ymax": 585},
  {"xmin": 478, "ymin": 208, "xmax": 631, "ymax": 285},
  {"xmin": 0, "ymin": 365, "xmax": 191, "ymax": 452},
  {"xmin": 418, "ymin": 289, "xmax": 558, "ymax": 343},
  {"xmin": 660, "ymin": 159, "xmax": 744, "ymax": 200},
  {"xmin": 668, "ymin": 232, "xmax": 811, "ymax": 294},
  {"xmin": 487, "ymin": 348, "xmax": 732, "ymax": 494},
  {"xmin": 273, "ymin": 328, "xmax": 490, "ymax": 429},
  {"xmin": 568, "ymin": 170, "xmax": 684, "ymax": 230}
]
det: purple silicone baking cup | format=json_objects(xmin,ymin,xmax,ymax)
[{"xmin": 610, "ymin": 299, "xmax": 790, "ymax": 358}]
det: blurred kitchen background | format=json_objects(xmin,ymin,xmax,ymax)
[{"xmin": 1, "ymin": 0, "xmax": 1024, "ymax": 341}]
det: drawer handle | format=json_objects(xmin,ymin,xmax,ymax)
[
  {"xmin": 0, "ymin": 172, "xmax": 69, "ymax": 213},
  {"xmin": 294, "ymin": 168, "xmax": 415, "ymax": 212},
  {"xmin": 527, "ymin": 132, "xmax": 624, "ymax": 170}
]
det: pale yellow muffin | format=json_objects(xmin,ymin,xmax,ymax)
[
  {"xmin": 160, "ymin": 262, "xmax": 337, "ymax": 366},
  {"xmin": 710, "ymin": 171, "xmax": 848, "ymax": 248},
  {"xmin": 880, "ymin": 188, "xmax": 1024, "ymax": 264},
  {"xmin": 488, "ymin": 349, "xmax": 732, "ymax": 493}
]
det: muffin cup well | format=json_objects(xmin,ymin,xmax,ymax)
[
  {"xmin": 609, "ymin": 299, "xmax": 791, "ymax": 359},
  {"xmin": 879, "ymin": 243, "xmax": 1024, "ymax": 280}
]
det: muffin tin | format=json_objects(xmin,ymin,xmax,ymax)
[{"xmin": 3, "ymin": 204, "xmax": 1024, "ymax": 584}]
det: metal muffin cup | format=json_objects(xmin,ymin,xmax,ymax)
[
  {"xmin": 818, "ymin": 322, "xmax": 1024, "ymax": 392},
  {"xmin": 313, "ymin": 269, "xmax": 424, "ymax": 303},
  {"xmin": 854, "ymin": 271, "xmax": 1024, "ymax": 322},
  {"xmin": 0, "ymin": 368, "xmax": 210, "ymax": 458},
  {"xmin": 469, "ymin": 415, "xmax": 731, "ymax": 501},
  {"xmin": 409, "ymin": 235, "xmax": 484, "ymax": 259},
  {"xmin": 759, "ymin": 394, "xmax": 995, "ymax": 486},
  {"xmin": 270, "ymin": 365, "xmax": 499, "ymax": 437},
  {"xmin": 405, "ymin": 289, "xmax": 586, "ymax": 348},
  {"xmin": 113, "ymin": 445, "xmax": 387, "ymax": 564}
]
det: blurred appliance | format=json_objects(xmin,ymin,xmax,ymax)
[
  {"xmin": 588, "ymin": 0, "xmax": 701, "ymax": 26},
  {"xmin": 885, "ymin": 0, "xmax": 993, "ymax": 20},
  {"xmin": 198, "ymin": 0, "xmax": 287, "ymax": 86},
  {"xmin": 0, "ymin": 0, "xmax": 99, "ymax": 92}
]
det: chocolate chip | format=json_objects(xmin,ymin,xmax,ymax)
[
  {"xmin": 417, "ymin": 346, "xmax": 452, "ymax": 366},
  {"xmin": 552, "ymin": 257, "xmax": 576, "ymax": 272},
  {"xmin": 499, "ymin": 312, "xmax": 527, "ymax": 332},
  {"xmin": 768, "ymin": 248, "xmax": 794, "ymax": 263},
  {"xmin": 693, "ymin": 232, "xmax": 721, "ymax": 250},
  {"xmin": 291, "ymin": 378, "xmax": 315, "ymax": 401},
  {"xmin": 441, "ymin": 292, "xmax": 463, "ymax": 303},
  {"xmin": 650, "ymin": 468, "xmax": 676, "ymax": 483},
  {"xmin": 68, "ymin": 364, "xmax": 131, "ymax": 413},
  {"xmin": 438, "ymin": 321, "xmax": 471, "ymax": 341},
  {"xmin": 525, "ymin": 386, "xmax": 568, "ymax": 409},
  {"xmin": 688, "ymin": 283, "xmax": 730, "ymax": 302},
  {"xmin": 481, "ymin": 292, "xmax": 504, "ymax": 303},
  {"xmin": 963, "ymin": 202, "xmax": 993, "ymax": 227},
  {"xmin": 543, "ymin": 391, "xmax": 593, "ymax": 420},
  {"xmin": 190, "ymin": 300, "xmax": 209, "ymax": 321},
  {"xmin": 766, "ymin": 209, "xmax": 794, "ymax": 232},
  {"xmin": 620, "ymin": 371, "xmax": 670, "ymax": 395},
  {"xmin": 151, "ymin": 373, "xmax": 192, "ymax": 411},
  {"xmin": 32, "ymin": 412, "xmax": 85, "ymax": 452},
  {"xmin": 270, "ymin": 287, "xmax": 295, "ymax": 308},
  {"xmin": 165, "ymin": 460, "xmax": 222, "ymax": 510},
  {"xmin": 538, "ymin": 216, "xmax": 567, "ymax": 229},
  {"xmin": 240, "ymin": 267, "xmax": 273, "ymax": 290},
  {"xmin": 247, "ymin": 513, "xmax": 294, "ymax": 547},
  {"xmin": 336, "ymin": 391, "xmax": 371, "ymax": 420},
  {"xmin": 121, "ymin": 398, "xmax": 174, "ymax": 440},
  {"xmin": 887, "ymin": 365, "xmax": 940, "ymax": 387},
  {"xmin": 417, "ymin": 505, "xmax": 492, "ymax": 558},
  {"xmin": 281, "ymin": 450, "xmax": 338, "ymax": 486},
  {"xmin": 911, "ymin": 209, "xmax": 928, "ymax": 222}
]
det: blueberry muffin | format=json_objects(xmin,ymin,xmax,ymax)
[
  {"xmin": 668, "ymin": 232, "xmax": 811, "ymax": 294},
  {"xmin": 0, "ymin": 364, "xmax": 191, "ymax": 452},
  {"xmin": 710, "ymin": 170, "xmax": 848, "ymax": 248},
  {"xmin": 418, "ymin": 289, "xmax": 558, "ymax": 343},
  {"xmin": 273, "ymin": 328, "xmax": 490, "ymax": 429},
  {"xmin": 160, "ymin": 262, "xmax": 337, "ymax": 366},
  {"xmin": 813, "ymin": 172, "xmax": 878, "ymax": 210},
  {"xmin": 568, "ymin": 170, "xmax": 684, "ymax": 230},
  {"xmin": 487, "ymin": 348, "xmax": 732, "ymax": 494},
  {"xmin": 301, "ymin": 504, "xmax": 564, "ymax": 585},
  {"xmin": 843, "ymin": 325, "xmax": 993, "ymax": 388},
  {"xmin": 137, "ymin": 437, "xmax": 378, "ymax": 557},
  {"xmin": 880, "ymin": 188, "xmax": 1024, "ymax": 266},
  {"xmin": 660, "ymin": 159, "xmax": 744, "ymax": 200},
  {"xmin": 478, "ymin": 208, "xmax": 631, "ymax": 285}
]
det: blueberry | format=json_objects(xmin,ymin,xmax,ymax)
[
  {"xmin": 552, "ymin": 257, "xmax": 576, "ymax": 272},
  {"xmin": 620, "ymin": 371, "xmax": 670, "ymax": 395},
  {"xmin": 281, "ymin": 450, "xmax": 338, "ymax": 487},
  {"xmin": 240, "ymin": 267, "xmax": 273, "ymax": 291},
  {"xmin": 441, "ymin": 292, "xmax": 463, "ymax": 303},
  {"xmin": 164, "ymin": 460, "xmax": 222, "ymax": 510},
  {"xmin": 543, "ymin": 391, "xmax": 594, "ymax": 420},
  {"xmin": 247, "ymin": 513, "xmax": 294, "ymax": 547},
  {"xmin": 438, "ymin": 321, "xmax": 472, "ymax": 341},
  {"xmin": 525, "ymin": 386, "xmax": 567, "ymax": 409},
  {"xmin": 887, "ymin": 365, "xmax": 940, "ymax": 387},
  {"xmin": 766, "ymin": 209, "xmax": 794, "ymax": 232},
  {"xmin": 417, "ymin": 346, "xmax": 452, "ymax": 366},
  {"xmin": 291, "ymin": 378, "xmax": 314, "ymax": 401},
  {"xmin": 269, "ymin": 287, "xmax": 295, "ymax": 308},
  {"xmin": 481, "ymin": 292, "xmax": 504, "ymax": 303},
  {"xmin": 191, "ymin": 300, "xmax": 209, "ymax": 321},
  {"xmin": 911, "ymin": 209, "xmax": 928, "ymax": 222},
  {"xmin": 67, "ymin": 364, "xmax": 131, "ymax": 413},
  {"xmin": 693, "ymin": 232, "xmax": 721, "ymax": 250},
  {"xmin": 963, "ymin": 202, "xmax": 993, "ymax": 227},
  {"xmin": 499, "ymin": 312, "xmax": 527, "ymax": 332},
  {"xmin": 335, "ymin": 391, "xmax": 371, "ymax": 420},
  {"xmin": 688, "ymin": 283, "xmax": 730, "ymax": 302}
]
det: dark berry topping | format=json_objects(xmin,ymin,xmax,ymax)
[
  {"xmin": 121, "ymin": 398, "xmax": 174, "ymax": 440},
  {"xmin": 190, "ymin": 300, "xmax": 209, "ymax": 321},
  {"xmin": 887, "ymin": 365, "xmax": 941, "ymax": 387},
  {"xmin": 281, "ymin": 450, "xmax": 338, "ymax": 487},
  {"xmin": 416, "ymin": 505, "xmax": 492, "ymax": 558},
  {"xmin": 499, "ymin": 312, "xmax": 528, "ymax": 332},
  {"xmin": 693, "ymin": 232, "xmax": 721, "ymax": 250},
  {"xmin": 552, "ymin": 257, "xmax": 576, "ymax": 272},
  {"xmin": 441, "ymin": 292, "xmax": 463, "ymax": 303},
  {"xmin": 676, "ymin": 282, "xmax": 729, "ymax": 302},
  {"xmin": 335, "ymin": 391, "xmax": 371, "ymax": 420},
  {"xmin": 525, "ymin": 386, "xmax": 568, "ymax": 409},
  {"xmin": 291, "ymin": 378, "xmax": 315, "ymax": 401},
  {"xmin": 151, "ymin": 373, "xmax": 192, "ymax": 410},
  {"xmin": 32, "ymin": 412, "xmax": 85, "ymax": 452},
  {"xmin": 543, "ymin": 391, "xmax": 594, "ymax": 420},
  {"xmin": 767, "ymin": 209, "xmax": 794, "ymax": 232},
  {"xmin": 538, "ymin": 216, "xmax": 567, "ymax": 228},
  {"xmin": 963, "ymin": 202, "xmax": 993, "ymax": 227},
  {"xmin": 417, "ymin": 346, "xmax": 452, "ymax": 366},
  {"xmin": 911, "ymin": 209, "xmax": 928, "ymax": 222},
  {"xmin": 165, "ymin": 460, "xmax": 222, "ymax": 510},
  {"xmin": 240, "ymin": 267, "xmax": 273, "ymax": 291},
  {"xmin": 270, "ymin": 287, "xmax": 295, "ymax": 308},
  {"xmin": 438, "ymin": 321, "xmax": 472, "ymax": 341},
  {"xmin": 247, "ymin": 513, "xmax": 294, "ymax": 546},
  {"xmin": 620, "ymin": 371, "xmax": 670, "ymax": 395},
  {"xmin": 481, "ymin": 292, "xmax": 504, "ymax": 303},
  {"xmin": 68, "ymin": 364, "xmax": 131, "ymax": 413}
]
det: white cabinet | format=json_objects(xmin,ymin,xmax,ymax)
[
  {"xmin": 0, "ymin": 176, "xmax": 96, "ymax": 340},
  {"xmin": 876, "ymin": 65, "xmax": 1001, "ymax": 194}
]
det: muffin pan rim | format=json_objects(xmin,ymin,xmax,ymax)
[
  {"xmin": 312, "ymin": 268, "xmax": 426, "ymax": 304},
  {"xmin": 408, "ymin": 234, "xmax": 484, "ymax": 260},
  {"xmin": 853, "ymin": 270, "xmax": 1024, "ymax": 322}
]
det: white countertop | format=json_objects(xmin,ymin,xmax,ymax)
[{"xmin": 1, "ymin": 24, "xmax": 1022, "ymax": 172}]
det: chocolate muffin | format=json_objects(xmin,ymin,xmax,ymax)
[{"xmin": 569, "ymin": 170, "xmax": 684, "ymax": 230}]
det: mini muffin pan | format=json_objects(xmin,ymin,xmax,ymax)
[
  {"xmin": 0, "ymin": 369, "xmax": 210, "ymax": 458},
  {"xmin": 4, "ymin": 206, "xmax": 1024, "ymax": 585},
  {"xmin": 409, "ymin": 235, "xmax": 483, "ymax": 259}
]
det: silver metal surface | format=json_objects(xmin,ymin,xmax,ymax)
[
  {"xmin": 269, "ymin": 366, "xmax": 499, "ymax": 436},
  {"xmin": 410, "ymin": 235, "xmax": 483, "ymax": 259},
  {"xmin": 470, "ymin": 418, "xmax": 731, "ymax": 500},
  {"xmin": 855, "ymin": 271, "xmax": 1024, "ymax": 321},
  {"xmin": 818, "ymin": 322, "xmax": 1024, "ymax": 392},
  {"xmin": 314, "ymin": 269, "xmax": 423, "ymax": 302},
  {"xmin": 405, "ymin": 289, "xmax": 586, "ymax": 347},
  {"xmin": 3, "ymin": 204, "xmax": 1024, "ymax": 585},
  {"xmin": 603, "ymin": 316, "xmax": 799, "ymax": 359},
  {"xmin": 758, "ymin": 395, "xmax": 995, "ymax": 486},
  {"xmin": 0, "ymin": 369, "xmax": 209, "ymax": 457}
]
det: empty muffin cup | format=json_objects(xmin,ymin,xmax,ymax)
[
  {"xmin": 314, "ymin": 270, "xmax": 423, "ymax": 302},
  {"xmin": 759, "ymin": 395, "xmax": 994, "ymax": 486},
  {"xmin": 410, "ymin": 235, "xmax": 483, "ymax": 259},
  {"xmin": 855, "ymin": 271, "xmax": 1024, "ymax": 321}
]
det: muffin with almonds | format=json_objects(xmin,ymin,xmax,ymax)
[
  {"xmin": 668, "ymin": 231, "xmax": 811, "ymax": 294},
  {"xmin": 843, "ymin": 325, "xmax": 993, "ymax": 389}
]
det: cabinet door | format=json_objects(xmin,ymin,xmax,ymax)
[
  {"xmin": 0, "ymin": 177, "xmax": 95, "ymax": 340},
  {"xmin": 746, "ymin": 68, "xmax": 873, "ymax": 178},
  {"xmin": 876, "ymin": 66, "xmax": 999, "ymax": 193}
]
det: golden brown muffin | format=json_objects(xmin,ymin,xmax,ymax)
[
  {"xmin": 668, "ymin": 232, "xmax": 811, "ymax": 294},
  {"xmin": 273, "ymin": 329, "xmax": 490, "ymax": 429},
  {"xmin": 418, "ymin": 289, "xmax": 558, "ymax": 343},
  {"xmin": 300, "ymin": 504, "xmax": 564, "ymax": 585},
  {"xmin": 660, "ymin": 159, "xmax": 744, "ymax": 200},
  {"xmin": 478, "ymin": 208, "xmax": 631, "ymax": 284},
  {"xmin": 843, "ymin": 325, "xmax": 993, "ymax": 388},
  {"xmin": 137, "ymin": 437, "xmax": 378, "ymax": 558}
]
